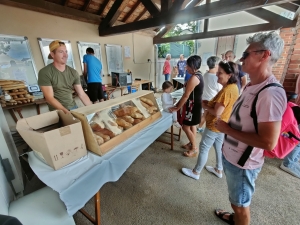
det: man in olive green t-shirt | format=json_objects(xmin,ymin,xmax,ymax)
[{"xmin": 38, "ymin": 40, "xmax": 91, "ymax": 113}]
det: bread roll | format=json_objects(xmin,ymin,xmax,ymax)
[
  {"xmin": 121, "ymin": 116, "xmax": 134, "ymax": 124},
  {"xmin": 140, "ymin": 97, "xmax": 154, "ymax": 106},
  {"xmin": 114, "ymin": 106, "xmax": 138, "ymax": 117},
  {"xmin": 93, "ymin": 133, "xmax": 104, "ymax": 145},
  {"xmin": 141, "ymin": 101, "xmax": 150, "ymax": 109},
  {"xmin": 130, "ymin": 112, "xmax": 143, "ymax": 119},
  {"xmin": 133, "ymin": 119, "xmax": 142, "ymax": 125},
  {"xmin": 93, "ymin": 131, "xmax": 110, "ymax": 142}
]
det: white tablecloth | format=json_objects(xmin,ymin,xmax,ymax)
[{"xmin": 28, "ymin": 112, "xmax": 172, "ymax": 216}]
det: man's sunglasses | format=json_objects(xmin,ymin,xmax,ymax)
[{"xmin": 242, "ymin": 50, "xmax": 268, "ymax": 59}]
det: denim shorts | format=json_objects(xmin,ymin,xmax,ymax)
[{"xmin": 222, "ymin": 155, "xmax": 262, "ymax": 207}]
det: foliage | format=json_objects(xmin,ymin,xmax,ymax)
[{"xmin": 158, "ymin": 21, "xmax": 197, "ymax": 58}]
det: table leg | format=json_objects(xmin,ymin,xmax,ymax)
[
  {"xmin": 171, "ymin": 125, "xmax": 174, "ymax": 150},
  {"xmin": 95, "ymin": 191, "xmax": 101, "ymax": 225},
  {"xmin": 148, "ymin": 82, "xmax": 150, "ymax": 90},
  {"xmin": 36, "ymin": 105, "xmax": 41, "ymax": 114},
  {"xmin": 79, "ymin": 190, "xmax": 101, "ymax": 225},
  {"xmin": 8, "ymin": 109, "xmax": 18, "ymax": 123},
  {"xmin": 14, "ymin": 108, "xmax": 23, "ymax": 119}
]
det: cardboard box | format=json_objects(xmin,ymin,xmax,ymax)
[
  {"xmin": 16, "ymin": 110, "xmax": 87, "ymax": 170},
  {"xmin": 71, "ymin": 90, "xmax": 162, "ymax": 156}
]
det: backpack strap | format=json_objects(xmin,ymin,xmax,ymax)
[{"xmin": 237, "ymin": 83, "xmax": 283, "ymax": 167}]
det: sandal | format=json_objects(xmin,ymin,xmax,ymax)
[
  {"xmin": 183, "ymin": 148, "xmax": 198, "ymax": 157},
  {"xmin": 181, "ymin": 142, "xmax": 192, "ymax": 150},
  {"xmin": 215, "ymin": 209, "xmax": 235, "ymax": 225}
]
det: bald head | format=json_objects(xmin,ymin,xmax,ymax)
[{"xmin": 225, "ymin": 50, "xmax": 236, "ymax": 62}]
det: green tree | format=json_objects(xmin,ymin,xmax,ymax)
[{"xmin": 158, "ymin": 21, "xmax": 197, "ymax": 58}]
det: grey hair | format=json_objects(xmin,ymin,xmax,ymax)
[
  {"xmin": 207, "ymin": 56, "xmax": 221, "ymax": 69},
  {"xmin": 166, "ymin": 54, "xmax": 171, "ymax": 59},
  {"xmin": 225, "ymin": 50, "xmax": 235, "ymax": 57},
  {"xmin": 246, "ymin": 31, "xmax": 284, "ymax": 64}
]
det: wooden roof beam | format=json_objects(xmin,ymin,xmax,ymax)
[
  {"xmin": 82, "ymin": 0, "xmax": 92, "ymax": 11},
  {"xmin": 0, "ymin": 0, "xmax": 101, "ymax": 24},
  {"xmin": 161, "ymin": 0, "xmax": 172, "ymax": 12},
  {"xmin": 63, "ymin": 0, "xmax": 69, "ymax": 6},
  {"xmin": 122, "ymin": 1, "xmax": 141, "ymax": 23},
  {"xmin": 97, "ymin": 0, "xmax": 110, "ymax": 16},
  {"xmin": 153, "ymin": 19, "xmax": 296, "ymax": 44},
  {"xmin": 99, "ymin": 0, "xmax": 297, "ymax": 36},
  {"xmin": 134, "ymin": 8, "xmax": 147, "ymax": 22},
  {"xmin": 140, "ymin": 0, "xmax": 160, "ymax": 16},
  {"xmin": 99, "ymin": 0, "xmax": 123, "ymax": 29}
]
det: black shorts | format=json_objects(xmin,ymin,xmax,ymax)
[{"xmin": 87, "ymin": 82, "xmax": 104, "ymax": 102}]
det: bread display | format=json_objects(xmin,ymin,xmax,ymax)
[
  {"xmin": 0, "ymin": 79, "xmax": 35, "ymax": 107},
  {"xmin": 87, "ymin": 96, "xmax": 160, "ymax": 147}
]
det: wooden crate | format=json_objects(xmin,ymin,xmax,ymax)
[{"xmin": 71, "ymin": 90, "xmax": 161, "ymax": 156}]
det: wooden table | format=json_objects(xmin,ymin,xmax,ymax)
[
  {"xmin": 2, "ymin": 99, "xmax": 47, "ymax": 123},
  {"xmin": 105, "ymin": 80, "xmax": 152, "ymax": 100}
]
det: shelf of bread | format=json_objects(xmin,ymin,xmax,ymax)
[
  {"xmin": 0, "ymin": 79, "xmax": 34, "ymax": 107},
  {"xmin": 71, "ymin": 90, "xmax": 161, "ymax": 156}
]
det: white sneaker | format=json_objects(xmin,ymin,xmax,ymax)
[
  {"xmin": 181, "ymin": 168, "xmax": 200, "ymax": 180},
  {"xmin": 280, "ymin": 163, "xmax": 300, "ymax": 179},
  {"xmin": 205, "ymin": 166, "xmax": 222, "ymax": 178},
  {"xmin": 173, "ymin": 121, "xmax": 182, "ymax": 129}
]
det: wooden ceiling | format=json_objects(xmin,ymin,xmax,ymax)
[{"xmin": 0, "ymin": 0, "xmax": 300, "ymax": 43}]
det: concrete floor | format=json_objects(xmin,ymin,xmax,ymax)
[{"xmin": 65, "ymin": 131, "xmax": 300, "ymax": 225}]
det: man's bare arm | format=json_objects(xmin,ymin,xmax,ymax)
[{"xmin": 74, "ymin": 84, "xmax": 92, "ymax": 106}]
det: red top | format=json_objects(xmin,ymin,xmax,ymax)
[{"xmin": 163, "ymin": 60, "xmax": 171, "ymax": 74}]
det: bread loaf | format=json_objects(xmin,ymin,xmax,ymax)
[
  {"xmin": 130, "ymin": 112, "xmax": 143, "ymax": 119},
  {"xmin": 93, "ymin": 133, "xmax": 104, "ymax": 145},
  {"xmin": 93, "ymin": 131, "xmax": 110, "ymax": 142},
  {"xmin": 121, "ymin": 116, "xmax": 134, "ymax": 124},
  {"xmin": 140, "ymin": 97, "xmax": 154, "ymax": 106},
  {"xmin": 133, "ymin": 119, "xmax": 142, "ymax": 125},
  {"xmin": 114, "ymin": 106, "xmax": 138, "ymax": 117}
]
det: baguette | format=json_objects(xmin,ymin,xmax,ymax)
[
  {"xmin": 114, "ymin": 106, "xmax": 138, "ymax": 117},
  {"xmin": 93, "ymin": 131, "xmax": 110, "ymax": 142},
  {"xmin": 141, "ymin": 101, "xmax": 150, "ymax": 109},
  {"xmin": 120, "ymin": 116, "xmax": 134, "ymax": 124},
  {"xmin": 8, "ymin": 91, "xmax": 28, "ymax": 96},
  {"xmin": 140, "ymin": 97, "xmax": 154, "ymax": 106},
  {"xmin": 130, "ymin": 112, "xmax": 143, "ymax": 119},
  {"xmin": 133, "ymin": 119, "xmax": 142, "ymax": 125}
]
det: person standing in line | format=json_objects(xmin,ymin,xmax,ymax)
[
  {"xmin": 181, "ymin": 61, "xmax": 239, "ymax": 180},
  {"xmin": 215, "ymin": 31, "xmax": 287, "ymax": 225},
  {"xmin": 38, "ymin": 40, "xmax": 92, "ymax": 113},
  {"xmin": 225, "ymin": 50, "xmax": 247, "ymax": 93},
  {"xmin": 163, "ymin": 54, "xmax": 171, "ymax": 81},
  {"xmin": 197, "ymin": 56, "xmax": 222, "ymax": 133},
  {"xmin": 176, "ymin": 54, "xmax": 187, "ymax": 77},
  {"xmin": 83, "ymin": 47, "xmax": 104, "ymax": 103},
  {"xmin": 170, "ymin": 55, "xmax": 204, "ymax": 157}
]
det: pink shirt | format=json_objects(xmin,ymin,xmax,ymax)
[
  {"xmin": 222, "ymin": 75, "xmax": 287, "ymax": 169},
  {"xmin": 163, "ymin": 60, "xmax": 171, "ymax": 74}
]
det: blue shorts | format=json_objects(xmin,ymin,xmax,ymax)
[{"xmin": 222, "ymin": 155, "xmax": 261, "ymax": 207}]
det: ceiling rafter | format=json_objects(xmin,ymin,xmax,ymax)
[
  {"xmin": 122, "ymin": 1, "xmax": 141, "ymax": 22},
  {"xmin": 63, "ymin": 0, "xmax": 69, "ymax": 6},
  {"xmin": 139, "ymin": 0, "xmax": 160, "ymax": 17},
  {"xmin": 99, "ymin": 0, "xmax": 297, "ymax": 36},
  {"xmin": 154, "ymin": 7, "xmax": 295, "ymax": 44},
  {"xmin": 99, "ymin": 0, "xmax": 123, "ymax": 29},
  {"xmin": 134, "ymin": 8, "xmax": 147, "ymax": 22},
  {"xmin": 153, "ymin": 19, "xmax": 296, "ymax": 44},
  {"xmin": 0, "ymin": 0, "xmax": 101, "ymax": 24},
  {"xmin": 97, "ymin": 0, "xmax": 110, "ymax": 16},
  {"xmin": 82, "ymin": 0, "xmax": 92, "ymax": 11},
  {"xmin": 161, "ymin": 0, "xmax": 172, "ymax": 12}
]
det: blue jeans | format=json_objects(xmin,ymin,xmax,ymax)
[
  {"xmin": 194, "ymin": 128, "xmax": 224, "ymax": 173},
  {"xmin": 177, "ymin": 73, "xmax": 184, "ymax": 77},
  {"xmin": 223, "ymin": 155, "xmax": 262, "ymax": 207},
  {"xmin": 69, "ymin": 105, "xmax": 78, "ymax": 111},
  {"xmin": 283, "ymin": 143, "xmax": 300, "ymax": 177},
  {"xmin": 164, "ymin": 74, "xmax": 170, "ymax": 81}
]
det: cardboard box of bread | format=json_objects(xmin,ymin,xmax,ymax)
[
  {"xmin": 16, "ymin": 110, "xmax": 87, "ymax": 170},
  {"xmin": 71, "ymin": 90, "xmax": 161, "ymax": 156}
]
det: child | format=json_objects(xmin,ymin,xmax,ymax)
[{"xmin": 161, "ymin": 81, "xmax": 182, "ymax": 128}]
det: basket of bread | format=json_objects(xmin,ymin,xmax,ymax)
[{"xmin": 71, "ymin": 90, "xmax": 161, "ymax": 156}]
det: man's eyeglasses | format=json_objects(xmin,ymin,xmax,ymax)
[{"xmin": 242, "ymin": 50, "xmax": 268, "ymax": 59}]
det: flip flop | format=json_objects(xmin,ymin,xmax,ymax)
[{"xmin": 215, "ymin": 209, "xmax": 235, "ymax": 225}]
